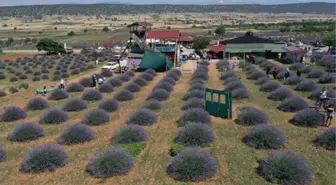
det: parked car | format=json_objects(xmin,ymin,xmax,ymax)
[{"xmin": 102, "ymin": 59, "xmax": 128, "ymax": 71}]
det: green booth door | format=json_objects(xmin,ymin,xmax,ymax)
[{"xmin": 205, "ymin": 88, "xmax": 232, "ymax": 119}]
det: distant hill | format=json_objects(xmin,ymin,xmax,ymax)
[{"xmin": 0, "ymin": 2, "xmax": 334, "ymax": 17}]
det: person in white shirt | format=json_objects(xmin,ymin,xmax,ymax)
[
  {"xmin": 98, "ymin": 78, "xmax": 104, "ymax": 85},
  {"xmin": 317, "ymin": 87, "xmax": 328, "ymax": 109},
  {"xmin": 60, "ymin": 79, "xmax": 65, "ymax": 89}
]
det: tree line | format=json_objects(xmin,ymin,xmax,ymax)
[{"xmin": 0, "ymin": 3, "xmax": 334, "ymax": 17}]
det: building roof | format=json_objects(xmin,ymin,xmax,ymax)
[
  {"xmin": 221, "ymin": 35, "xmax": 275, "ymax": 44},
  {"xmin": 225, "ymin": 43, "xmax": 286, "ymax": 53},
  {"xmin": 208, "ymin": 44, "xmax": 226, "ymax": 53},
  {"xmin": 284, "ymin": 46, "xmax": 306, "ymax": 54},
  {"xmin": 179, "ymin": 35, "xmax": 194, "ymax": 42},
  {"xmin": 146, "ymin": 30, "xmax": 180, "ymax": 39}
]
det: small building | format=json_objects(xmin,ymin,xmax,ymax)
[
  {"xmin": 175, "ymin": 35, "xmax": 194, "ymax": 47},
  {"xmin": 145, "ymin": 30, "xmax": 180, "ymax": 64},
  {"xmin": 207, "ymin": 44, "xmax": 226, "ymax": 59},
  {"xmin": 220, "ymin": 33, "xmax": 286, "ymax": 60},
  {"xmin": 284, "ymin": 46, "xmax": 306, "ymax": 62}
]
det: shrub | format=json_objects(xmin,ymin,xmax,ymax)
[
  {"xmin": 161, "ymin": 77, "xmax": 176, "ymax": 86},
  {"xmin": 70, "ymin": 69, "xmax": 80, "ymax": 75},
  {"xmin": 9, "ymin": 76, "xmax": 18, "ymax": 82},
  {"xmin": 170, "ymin": 69, "xmax": 182, "ymax": 76},
  {"xmin": 189, "ymin": 83, "xmax": 204, "ymax": 91},
  {"xmin": 126, "ymin": 70, "xmax": 135, "ymax": 77},
  {"xmin": 258, "ymin": 151, "xmax": 312, "ymax": 185},
  {"xmin": 0, "ymin": 90, "xmax": 6, "ymax": 97},
  {"xmin": 79, "ymin": 77, "xmax": 92, "ymax": 87},
  {"xmin": 26, "ymin": 97, "xmax": 49, "ymax": 110},
  {"xmin": 267, "ymin": 88, "xmax": 293, "ymax": 101},
  {"xmin": 62, "ymin": 98, "xmax": 88, "ymax": 112},
  {"xmin": 169, "ymin": 143, "xmax": 186, "ymax": 156},
  {"xmin": 177, "ymin": 108, "xmax": 210, "ymax": 127},
  {"xmin": 307, "ymin": 69, "xmax": 325, "ymax": 78},
  {"xmin": 125, "ymin": 82, "xmax": 141, "ymax": 92},
  {"xmin": 259, "ymin": 81, "xmax": 280, "ymax": 92},
  {"xmin": 315, "ymin": 127, "xmax": 335, "ymax": 150},
  {"xmin": 0, "ymin": 106, "xmax": 27, "ymax": 122},
  {"xmin": 54, "ymin": 70, "xmax": 61, "ymax": 75},
  {"xmin": 48, "ymin": 89, "xmax": 69, "ymax": 100},
  {"xmin": 289, "ymin": 63, "xmax": 304, "ymax": 71},
  {"xmin": 41, "ymin": 74, "xmax": 49, "ymax": 79},
  {"xmin": 33, "ymin": 71, "xmax": 41, "ymax": 76},
  {"xmin": 175, "ymin": 123, "xmax": 215, "ymax": 147},
  {"xmin": 114, "ymin": 89, "xmax": 134, "ymax": 101},
  {"xmin": 127, "ymin": 108, "xmax": 157, "ymax": 126},
  {"xmin": 8, "ymin": 86, "xmax": 19, "ymax": 93},
  {"xmin": 0, "ymin": 146, "xmax": 6, "ymax": 162},
  {"xmin": 52, "ymin": 75, "xmax": 61, "ymax": 81},
  {"xmin": 155, "ymin": 82, "xmax": 173, "ymax": 92},
  {"xmin": 289, "ymin": 108, "xmax": 324, "ymax": 127},
  {"xmin": 236, "ymin": 106, "xmax": 268, "ymax": 126},
  {"xmin": 82, "ymin": 108, "xmax": 110, "ymax": 126},
  {"xmin": 224, "ymin": 81, "xmax": 244, "ymax": 91},
  {"xmin": 144, "ymin": 69, "xmax": 157, "ymax": 76},
  {"xmin": 32, "ymin": 76, "xmax": 40, "ymax": 81},
  {"xmin": 82, "ymin": 89, "xmax": 103, "ymax": 101},
  {"xmin": 107, "ymin": 78, "xmax": 122, "ymax": 87},
  {"xmin": 19, "ymin": 74, "xmax": 28, "ymax": 79},
  {"xmin": 247, "ymin": 70, "xmax": 265, "ymax": 80},
  {"xmin": 39, "ymin": 108, "xmax": 68, "ymax": 124},
  {"xmin": 140, "ymin": 73, "xmax": 154, "ymax": 81},
  {"xmin": 147, "ymin": 88, "xmax": 170, "ymax": 101},
  {"xmin": 101, "ymin": 69, "xmax": 113, "ymax": 77},
  {"xmin": 119, "ymin": 74, "xmax": 131, "ymax": 82},
  {"xmin": 284, "ymin": 76, "xmax": 303, "ymax": 85},
  {"xmin": 61, "ymin": 73, "xmax": 70, "ymax": 79},
  {"xmin": 299, "ymin": 66, "xmax": 312, "ymax": 73},
  {"xmin": 294, "ymin": 80, "xmax": 318, "ymax": 92},
  {"xmin": 134, "ymin": 77, "xmax": 148, "ymax": 86},
  {"xmin": 255, "ymin": 77, "xmax": 269, "ymax": 85},
  {"xmin": 142, "ymin": 99, "xmax": 162, "ymax": 111},
  {"xmin": 182, "ymin": 98, "xmax": 205, "ymax": 110},
  {"xmin": 8, "ymin": 122, "xmax": 44, "ymax": 142},
  {"xmin": 18, "ymin": 83, "xmax": 29, "ymax": 89},
  {"xmin": 167, "ymin": 72, "xmax": 180, "ymax": 81},
  {"xmin": 98, "ymin": 83, "xmax": 114, "ymax": 93},
  {"xmin": 243, "ymin": 125, "xmax": 285, "ymax": 149},
  {"xmin": 86, "ymin": 148, "xmax": 134, "ymax": 178},
  {"xmin": 192, "ymin": 72, "xmax": 208, "ymax": 81},
  {"xmin": 220, "ymin": 71, "xmax": 236, "ymax": 80},
  {"xmin": 0, "ymin": 73, "xmax": 6, "ymax": 80},
  {"xmin": 20, "ymin": 143, "xmax": 68, "ymax": 173},
  {"xmin": 278, "ymin": 97, "xmax": 309, "ymax": 112},
  {"xmin": 182, "ymin": 89, "xmax": 205, "ymax": 101},
  {"xmin": 112, "ymin": 124, "xmax": 147, "ymax": 144},
  {"xmin": 318, "ymin": 73, "xmax": 336, "ymax": 84},
  {"xmin": 66, "ymin": 82, "xmax": 84, "ymax": 92},
  {"xmin": 167, "ymin": 148, "xmax": 217, "ymax": 182},
  {"xmin": 232, "ymin": 87, "xmax": 250, "ymax": 100},
  {"xmin": 58, "ymin": 124, "xmax": 94, "ymax": 145},
  {"xmin": 98, "ymin": 99, "xmax": 119, "ymax": 112}
]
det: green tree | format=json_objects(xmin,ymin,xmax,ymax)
[
  {"xmin": 24, "ymin": 38, "xmax": 31, "ymax": 43},
  {"xmin": 67, "ymin": 31, "xmax": 75, "ymax": 36},
  {"xmin": 54, "ymin": 27, "xmax": 57, "ymax": 30},
  {"xmin": 192, "ymin": 37, "xmax": 210, "ymax": 51},
  {"xmin": 36, "ymin": 38, "xmax": 64, "ymax": 54},
  {"xmin": 245, "ymin": 31, "xmax": 254, "ymax": 36},
  {"xmin": 215, "ymin": 24, "xmax": 225, "ymax": 36},
  {"xmin": 14, "ymin": 27, "xmax": 17, "ymax": 30},
  {"xmin": 84, "ymin": 28, "xmax": 88, "ymax": 32},
  {"xmin": 102, "ymin": 26, "xmax": 109, "ymax": 32},
  {"xmin": 6, "ymin": 37, "xmax": 14, "ymax": 46},
  {"xmin": 323, "ymin": 32, "xmax": 336, "ymax": 48},
  {"xmin": 167, "ymin": 26, "xmax": 171, "ymax": 30},
  {"xmin": 208, "ymin": 30, "xmax": 212, "ymax": 35}
]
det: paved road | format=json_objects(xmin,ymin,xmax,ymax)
[{"xmin": 2, "ymin": 50, "xmax": 46, "ymax": 54}]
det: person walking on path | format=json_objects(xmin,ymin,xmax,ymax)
[
  {"xmin": 325, "ymin": 104, "xmax": 335, "ymax": 127},
  {"xmin": 59, "ymin": 79, "xmax": 65, "ymax": 89},
  {"xmin": 317, "ymin": 87, "xmax": 328, "ymax": 109},
  {"xmin": 296, "ymin": 69, "xmax": 301, "ymax": 77},
  {"xmin": 284, "ymin": 68, "xmax": 290, "ymax": 82},
  {"xmin": 272, "ymin": 67, "xmax": 278, "ymax": 79},
  {"xmin": 92, "ymin": 75, "xmax": 97, "ymax": 87},
  {"xmin": 266, "ymin": 66, "xmax": 270, "ymax": 78}
]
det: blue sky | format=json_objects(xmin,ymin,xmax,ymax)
[{"xmin": 0, "ymin": 0, "xmax": 334, "ymax": 6}]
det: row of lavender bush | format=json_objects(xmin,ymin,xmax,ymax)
[{"xmin": 168, "ymin": 61, "xmax": 218, "ymax": 182}]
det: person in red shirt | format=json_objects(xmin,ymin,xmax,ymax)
[{"xmin": 272, "ymin": 67, "xmax": 278, "ymax": 79}]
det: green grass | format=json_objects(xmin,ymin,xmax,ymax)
[{"xmin": 117, "ymin": 142, "xmax": 147, "ymax": 157}]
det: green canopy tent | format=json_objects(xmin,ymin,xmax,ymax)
[{"xmin": 139, "ymin": 50, "xmax": 173, "ymax": 71}]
